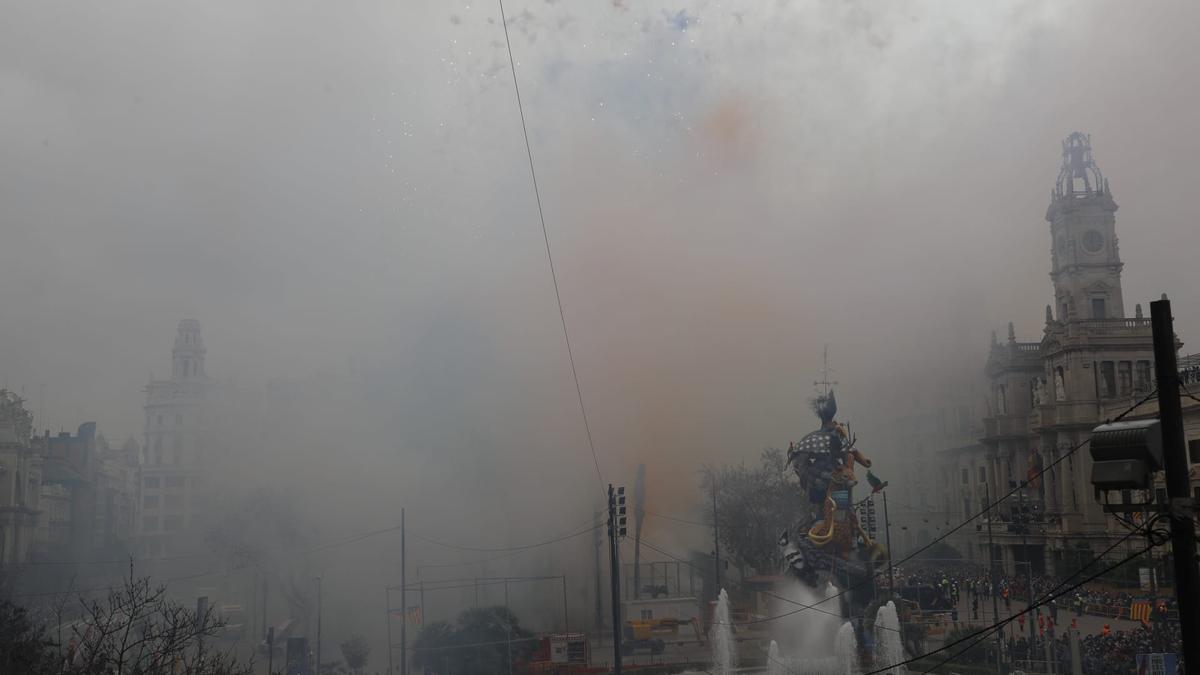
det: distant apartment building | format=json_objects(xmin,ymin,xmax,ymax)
[
  {"xmin": 138, "ymin": 319, "xmax": 216, "ymax": 558},
  {"xmin": 33, "ymin": 423, "xmax": 139, "ymax": 560}
]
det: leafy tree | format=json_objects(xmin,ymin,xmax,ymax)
[
  {"xmin": 411, "ymin": 606, "xmax": 533, "ymax": 675},
  {"xmin": 339, "ymin": 634, "xmax": 371, "ymax": 674},
  {"xmin": 702, "ymin": 448, "xmax": 809, "ymax": 575},
  {"xmin": 0, "ymin": 597, "xmax": 59, "ymax": 674}
]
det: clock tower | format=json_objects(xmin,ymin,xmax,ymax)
[{"xmin": 1046, "ymin": 133, "xmax": 1125, "ymax": 321}]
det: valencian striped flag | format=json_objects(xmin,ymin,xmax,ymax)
[{"xmin": 389, "ymin": 606, "xmax": 422, "ymax": 626}]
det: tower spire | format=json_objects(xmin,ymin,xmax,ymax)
[
  {"xmin": 172, "ymin": 319, "xmax": 206, "ymax": 380},
  {"xmin": 1046, "ymin": 133, "xmax": 1124, "ymax": 320}
]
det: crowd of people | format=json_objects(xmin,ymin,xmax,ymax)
[
  {"xmin": 886, "ymin": 563, "xmax": 1184, "ymax": 673},
  {"xmin": 890, "ymin": 564, "xmax": 1178, "ymax": 621},
  {"xmin": 1077, "ymin": 623, "xmax": 1180, "ymax": 674}
]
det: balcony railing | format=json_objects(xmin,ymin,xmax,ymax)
[
  {"xmin": 983, "ymin": 415, "xmax": 1030, "ymax": 439},
  {"xmin": 1069, "ymin": 318, "xmax": 1152, "ymax": 337}
]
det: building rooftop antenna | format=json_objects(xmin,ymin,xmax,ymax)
[{"xmin": 814, "ymin": 345, "xmax": 838, "ymax": 396}]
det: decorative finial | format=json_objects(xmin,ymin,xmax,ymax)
[
  {"xmin": 1056, "ymin": 132, "xmax": 1105, "ymax": 197},
  {"xmin": 1008, "ymin": 322, "xmax": 1016, "ymax": 342},
  {"xmin": 1135, "ymin": 304, "xmax": 1143, "ymax": 319},
  {"xmin": 813, "ymin": 345, "xmax": 837, "ymax": 397},
  {"xmin": 1045, "ymin": 305, "xmax": 1053, "ymax": 324}
]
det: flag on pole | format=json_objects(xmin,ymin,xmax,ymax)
[{"xmin": 390, "ymin": 606, "xmax": 422, "ymax": 626}]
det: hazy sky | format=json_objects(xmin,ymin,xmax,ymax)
[{"xmin": 3, "ymin": 0, "xmax": 1200, "ymax": 558}]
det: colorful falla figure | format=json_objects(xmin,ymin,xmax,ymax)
[{"xmin": 779, "ymin": 389, "xmax": 887, "ymax": 604}]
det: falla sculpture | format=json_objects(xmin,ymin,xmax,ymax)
[{"xmin": 779, "ymin": 389, "xmax": 888, "ymax": 616}]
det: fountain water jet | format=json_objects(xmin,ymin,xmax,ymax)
[
  {"xmin": 834, "ymin": 621, "xmax": 860, "ymax": 675},
  {"xmin": 873, "ymin": 601, "xmax": 904, "ymax": 675},
  {"xmin": 767, "ymin": 640, "xmax": 786, "ymax": 675},
  {"xmin": 710, "ymin": 589, "xmax": 737, "ymax": 675}
]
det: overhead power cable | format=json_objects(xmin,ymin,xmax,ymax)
[
  {"xmin": 642, "ymin": 510, "xmax": 710, "ymax": 528},
  {"xmin": 916, "ymin": 514, "xmax": 1166, "ymax": 674},
  {"xmin": 496, "ymin": 0, "xmax": 606, "ymax": 497},
  {"xmin": 634, "ymin": 537, "xmax": 893, "ymax": 631},
  {"xmin": 409, "ymin": 521, "xmax": 601, "ymax": 553},
  {"xmin": 865, "ymin": 528, "xmax": 1169, "ymax": 675},
  {"xmin": 726, "ymin": 388, "xmax": 1158, "ymax": 627}
]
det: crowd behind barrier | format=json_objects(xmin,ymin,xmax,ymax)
[{"xmin": 890, "ymin": 564, "xmax": 1183, "ymax": 674}]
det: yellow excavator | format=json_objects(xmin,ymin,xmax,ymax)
[{"xmin": 621, "ymin": 617, "xmax": 706, "ymax": 655}]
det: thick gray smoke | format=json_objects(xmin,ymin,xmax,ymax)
[{"xmin": 2, "ymin": 0, "xmax": 1199, "ymax": 656}]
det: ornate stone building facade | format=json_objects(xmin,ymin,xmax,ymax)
[
  {"xmin": 0, "ymin": 391, "xmax": 40, "ymax": 565},
  {"xmin": 138, "ymin": 319, "xmax": 216, "ymax": 558},
  {"xmin": 940, "ymin": 133, "xmax": 1200, "ymax": 576}
]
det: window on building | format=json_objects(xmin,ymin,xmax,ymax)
[
  {"xmin": 641, "ymin": 609, "xmax": 653, "ymax": 620},
  {"xmin": 979, "ymin": 467, "xmax": 987, "ymax": 483},
  {"xmin": 1189, "ymin": 439, "xmax": 1200, "ymax": 464},
  {"xmin": 163, "ymin": 515, "xmax": 183, "ymax": 532},
  {"xmin": 962, "ymin": 497, "xmax": 971, "ymax": 518},
  {"xmin": 1099, "ymin": 361, "xmax": 1116, "ymax": 398},
  {"xmin": 996, "ymin": 386, "xmax": 1008, "ymax": 415},
  {"xmin": 142, "ymin": 516, "xmax": 158, "ymax": 532},
  {"xmin": 164, "ymin": 494, "xmax": 183, "ymax": 510},
  {"xmin": 143, "ymin": 495, "xmax": 159, "ymax": 509},
  {"xmin": 1156, "ymin": 488, "xmax": 1167, "ymax": 504},
  {"xmin": 1136, "ymin": 361, "xmax": 1153, "ymax": 393},
  {"xmin": 961, "ymin": 468, "xmax": 969, "ymax": 484},
  {"xmin": 957, "ymin": 406, "xmax": 971, "ymax": 433},
  {"xmin": 1061, "ymin": 303, "xmax": 1069, "ymax": 321},
  {"xmin": 165, "ymin": 476, "xmax": 184, "ymax": 488},
  {"xmin": 144, "ymin": 477, "xmax": 160, "ymax": 489},
  {"xmin": 1091, "ymin": 298, "xmax": 1106, "ymax": 319},
  {"xmin": 1118, "ymin": 362, "xmax": 1132, "ymax": 397}
]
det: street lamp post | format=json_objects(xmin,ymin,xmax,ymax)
[
  {"xmin": 881, "ymin": 489, "xmax": 896, "ymax": 600},
  {"xmin": 985, "ymin": 481, "xmax": 1004, "ymax": 675},
  {"xmin": 315, "ymin": 575, "xmax": 323, "ymax": 675},
  {"xmin": 1019, "ymin": 485, "xmax": 1036, "ymax": 657}
]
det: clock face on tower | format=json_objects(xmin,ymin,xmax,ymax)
[{"xmin": 1082, "ymin": 229, "xmax": 1104, "ymax": 253}]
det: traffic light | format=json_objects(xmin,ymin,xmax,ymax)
[
  {"xmin": 611, "ymin": 485, "xmax": 628, "ymax": 538},
  {"xmin": 1089, "ymin": 419, "xmax": 1163, "ymax": 492},
  {"xmin": 618, "ymin": 487, "xmax": 627, "ymax": 537}
]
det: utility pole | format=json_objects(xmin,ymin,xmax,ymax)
[
  {"xmin": 711, "ymin": 480, "xmax": 721, "ymax": 598},
  {"xmin": 881, "ymin": 489, "xmax": 896, "ymax": 600},
  {"xmin": 504, "ymin": 579, "xmax": 512, "ymax": 675},
  {"xmin": 262, "ymin": 577, "xmax": 269, "ymax": 645},
  {"xmin": 1019, "ymin": 485, "xmax": 1036, "ymax": 655},
  {"xmin": 608, "ymin": 484, "xmax": 626, "ymax": 675},
  {"xmin": 386, "ymin": 588, "xmax": 394, "ymax": 675},
  {"xmin": 315, "ymin": 575, "xmax": 323, "ymax": 675},
  {"xmin": 594, "ymin": 508, "xmax": 604, "ymax": 634},
  {"xmin": 1150, "ymin": 297, "xmax": 1200, "ymax": 675},
  {"xmin": 985, "ymin": 481, "xmax": 1004, "ymax": 675},
  {"xmin": 400, "ymin": 508, "xmax": 408, "ymax": 675},
  {"xmin": 561, "ymin": 575, "xmax": 569, "ymax": 633}
]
